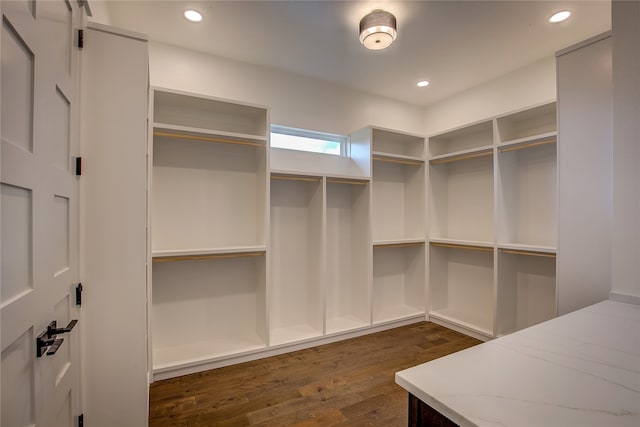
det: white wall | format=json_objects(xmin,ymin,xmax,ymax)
[
  {"xmin": 423, "ymin": 56, "xmax": 556, "ymax": 135},
  {"xmin": 87, "ymin": 0, "xmax": 111, "ymax": 25},
  {"xmin": 149, "ymin": 42, "xmax": 424, "ymax": 136},
  {"xmin": 611, "ymin": 0, "xmax": 640, "ymax": 304}
]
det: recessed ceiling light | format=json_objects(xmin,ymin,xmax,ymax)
[
  {"xmin": 184, "ymin": 9, "xmax": 203, "ymax": 23},
  {"xmin": 549, "ymin": 10, "xmax": 571, "ymax": 24},
  {"xmin": 417, "ymin": 80, "xmax": 430, "ymax": 88}
]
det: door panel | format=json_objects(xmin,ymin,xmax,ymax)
[{"xmin": 1, "ymin": 0, "xmax": 83, "ymax": 425}]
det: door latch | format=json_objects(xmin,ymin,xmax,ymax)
[{"xmin": 36, "ymin": 320, "xmax": 78, "ymax": 357}]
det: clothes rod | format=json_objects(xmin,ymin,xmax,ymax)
[
  {"xmin": 499, "ymin": 248, "xmax": 556, "ymax": 258},
  {"xmin": 271, "ymin": 175, "xmax": 322, "ymax": 182},
  {"xmin": 372, "ymin": 156, "xmax": 424, "ymax": 166},
  {"xmin": 153, "ymin": 251, "xmax": 266, "ymax": 263},
  {"xmin": 498, "ymin": 137, "xmax": 557, "ymax": 153},
  {"xmin": 430, "ymin": 150, "xmax": 493, "ymax": 165},
  {"xmin": 374, "ymin": 242, "xmax": 424, "ymax": 249},
  {"xmin": 153, "ymin": 131, "xmax": 265, "ymax": 148},
  {"xmin": 326, "ymin": 178, "xmax": 368, "ymax": 186},
  {"xmin": 430, "ymin": 242, "xmax": 493, "ymax": 252}
]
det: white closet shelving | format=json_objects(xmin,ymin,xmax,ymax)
[
  {"xmin": 428, "ymin": 102, "xmax": 558, "ymax": 339},
  {"xmin": 429, "ymin": 243, "xmax": 495, "ymax": 337},
  {"xmin": 269, "ymin": 174, "xmax": 324, "ymax": 345},
  {"xmin": 497, "ymin": 103, "xmax": 557, "ymax": 250},
  {"xmin": 325, "ymin": 178, "xmax": 371, "ymax": 334},
  {"xmin": 371, "ymin": 127, "xmax": 426, "ymax": 243},
  {"xmin": 496, "ymin": 249, "xmax": 556, "ymax": 336},
  {"xmin": 429, "ymin": 120, "xmax": 494, "ymax": 245},
  {"xmin": 369, "ymin": 127, "xmax": 427, "ymax": 324},
  {"xmin": 150, "ymin": 88, "xmax": 270, "ymax": 374}
]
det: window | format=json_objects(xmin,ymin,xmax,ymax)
[{"xmin": 270, "ymin": 125, "xmax": 348, "ymax": 156}]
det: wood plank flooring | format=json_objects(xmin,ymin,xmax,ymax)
[{"xmin": 149, "ymin": 322, "xmax": 481, "ymax": 426}]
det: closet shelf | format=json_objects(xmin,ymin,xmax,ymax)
[
  {"xmin": 430, "ymin": 241, "xmax": 493, "ymax": 253},
  {"xmin": 497, "ymin": 243, "xmax": 556, "ymax": 254},
  {"xmin": 499, "ymin": 248, "xmax": 556, "ymax": 258},
  {"xmin": 271, "ymin": 173, "xmax": 322, "ymax": 182},
  {"xmin": 430, "ymin": 147, "xmax": 493, "ymax": 165},
  {"xmin": 152, "ymin": 246, "xmax": 267, "ymax": 263},
  {"xmin": 371, "ymin": 151, "xmax": 424, "ymax": 163},
  {"xmin": 153, "ymin": 124, "xmax": 267, "ymax": 148},
  {"xmin": 373, "ymin": 154, "xmax": 424, "ymax": 166},
  {"xmin": 373, "ymin": 238, "xmax": 425, "ymax": 249},
  {"xmin": 429, "ymin": 309, "xmax": 494, "ymax": 338},
  {"xmin": 326, "ymin": 177, "xmax": 369, "ymax": 186},
  {"xmin": 498, "ymin": 132, "xmax": 557, "ymax": 153},
  {"xmin": 429, "ymin": 238, "xmax": 493, "ymax": 248}
]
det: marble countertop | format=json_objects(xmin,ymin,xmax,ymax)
[{"xmin": 396, "ymin": 300, "xmax": 640, "ymax": 426}]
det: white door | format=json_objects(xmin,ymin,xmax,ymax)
[{"xmin": 1, "ymin": 1, "xmax": 83, "ymax": 426}]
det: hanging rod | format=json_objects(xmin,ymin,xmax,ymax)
[
  {"xmin": 499, "ymin": 248, "xmax": 556, "ymax": 258},
  {"xmin": 326, "ymin": 178, "xmax": 368, "ymax": 186},
  {"xmin": 271, "ymin": 175, "xmax": 322, "ymax": 182},
  {"xmin": 373, "ymin": 156, "xmax": 424, "ymax": 166},
  {"xmin": 374, "ymin": 242, "xmax": 424, "ymax": 249},
  {"xmin": 153, "ymin": 251, "xmax": 266, "ymax": 263},
  {"xmin": 499, "ymin": 137, "xmax": 557, "ymax": 153},
  {"xmin": 153, "ymin": 130, "xmax": 265, "ymax": 148},
  {"xmin": 430, "ymin": 150, "xmax": 493, "ymax": 165},
  {"xmin": 430, "ymin": 242, "xmax": 493, "ymax": 252}
]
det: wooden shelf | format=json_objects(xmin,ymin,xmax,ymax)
[
  {"xmin": 428, "ymin": 238, "xmax": 493, "ymax": 248},
  {"xmin": 373, "ymin": 154, "xmax": 424, "ymax": 166}
]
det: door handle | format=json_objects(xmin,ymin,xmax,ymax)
[{"xmin": 36, "ymin": 320, "xmax": 78, "ymax": 357}]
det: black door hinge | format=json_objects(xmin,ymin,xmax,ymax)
[
  {"xmin": 75, "ymin": 283, "xmax": 83, "ymax": 306},
  {"xmin": 78, "ymin": 29, "xmax": 84, "ymax": 49},
  {"xmin": 78, "ymin": 413, "xmax": 84, "ymax": 427},
  {"xmin": 75, "ymin": 157, "xmax": 82, "ymax": 176}
]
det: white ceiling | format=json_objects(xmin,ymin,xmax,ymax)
[{"xmin": 105, "ymin": 1, "xmax": 611, "ymax": 107}]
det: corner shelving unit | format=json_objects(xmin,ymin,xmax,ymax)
[
  {"xmin": 427, "ymin": 102, "xmax": 558, "ymax": 340},
  {"xmin": 325, "ymin": 177, "xmax": 371, "ymax": 334},
  {"xmin": 269, "ymin": 173, "xmax": 324, "ymax": 345},
  {"xmin": 150, "ymin": 88, "xmax": 269, "ymax": 376}
]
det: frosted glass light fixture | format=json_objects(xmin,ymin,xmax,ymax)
[
  {"xmin": 359, "ymin": 9, "xmax": 397, "ymax": 50},
  {"xmin": 184, "ymin": 10, "xmax": 203, "ymax": 22},
  {"xmin": 549, "ymin": 10, "xmax": 571, "ymax": 23}
]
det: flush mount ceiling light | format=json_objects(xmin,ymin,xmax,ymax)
[
  {"xmin": 417, "ymin": 80, "xmax": 430, "ymax": 88},
  {"xmin": 549, "ymin": 10, "xmax": 571, "ymax": 23},
  {"xmin": 359, "ymin": 9, "xmax": 397, "ymax": 50},
  {"xmin": 184, "ymin": 9, "xmax": 203, "ymax": 22}
]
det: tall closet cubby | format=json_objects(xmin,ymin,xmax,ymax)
[
  {"xmin": 427, "ymin": 102, "xmax": 558, "ymax": 340},
  {"xmin": 149, "ymin": 89, "xmax": 428, "ymax": 380},
  {"xmin": 150, "ymin": 88, "xmax": 270, "ymax": 376}
]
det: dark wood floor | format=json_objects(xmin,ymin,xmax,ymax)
[{"xmin": 149, "ymin": 322, "xmax": 481, "ymax": 426}]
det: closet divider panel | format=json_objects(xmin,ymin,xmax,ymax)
[
  {"xmin": 496, "ymin": 250, "xmax": 556, "ymax": 336},
  {"xmin": 325, "ymin": 180, "xmax": 371, "ymax": 334},
  {"xmin": 270, "ymin": 176, "xmax": 324, "ymax": 345}
]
